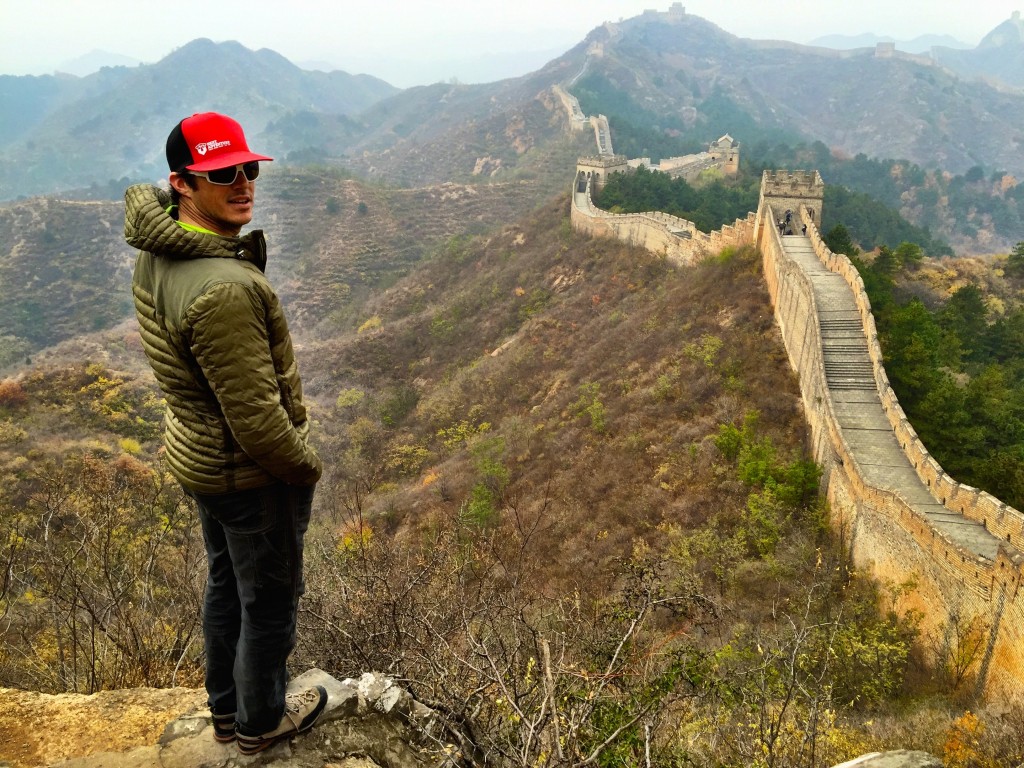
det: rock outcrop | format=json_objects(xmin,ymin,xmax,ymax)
[
  {"xmin": 0, "ymin": 670, "xmax": 945, "ymax": 767},
  {"xmin": 832, "ymin": 752, "xmax": 943, "ymax": 768},
  {"xmin": 0, "ymin": 670, "xmax": 468, "ymax": 768}
]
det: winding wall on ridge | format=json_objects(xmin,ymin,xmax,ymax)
[
  {"xmin": 571, "ymin": 166, "xmax": 1024, "ymax": 699},
  {"xmin": 571, "ymin": 173, "xmax": 754, "ymax": 266}
]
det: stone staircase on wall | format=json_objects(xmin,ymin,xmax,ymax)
[
  {"xmin": 571, "ymin": 153, "xmax": 1024, "ymax": 696},
  {"xmin": 592, "ymin": 115, "xmax": 614, "ymax": 156},
  {"xmin": 781, "ymin": 235, "xmax": 1002, "ymax": 560}
]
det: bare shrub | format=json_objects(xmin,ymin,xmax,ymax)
[
  {"xmin": 1, "ymin": 453, "xmax": 204, "ymax": 692},
  {"xmin": 0, "ymin": 378, "xmax": 27, "ymax": 409},
  {"xmin": 297, "ymin": 501, "xmax": 717, "ymax": 766}
]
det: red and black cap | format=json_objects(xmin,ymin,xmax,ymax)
[{"xmin": 166, "ymin": 112, "xmax": 273, "ymax": 173}]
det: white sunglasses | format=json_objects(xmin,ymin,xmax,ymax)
[{"xmin": 191, "ymin": 161, "xmax": 260, "ymax": 185}]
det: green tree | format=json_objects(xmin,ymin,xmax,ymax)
[
  {"xmin": 940, "ymin": 284, "xmax": 989, "ymax": 365},
  {"xmin": 1007, "ymin": 241, "xmax": 1024, "ymax": 277},
  {"xmin": 824, "ymin": 223, "xmax": 857, "ymax": 257},
  {"xmin": 872, "ymin": 245, "xmax": 900, "ymax": 277},
  {"xmin": 894, "ymin": 241, "xmax": 923, "ymax": 267},
  {"xmin": 964, "ymin": 165, "xmax": 985, "ymax": 183},
  {"xmin": 881, "ymin": 298, "xmax": 942, "ymax": 404}
]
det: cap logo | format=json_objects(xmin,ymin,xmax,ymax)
[{"xmin": 194, "ymin": 139, "xmax": 232, "ymax": 156}]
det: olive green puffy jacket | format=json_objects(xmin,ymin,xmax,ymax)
[{"xmin": 126, "ymin": 183, "xmax": 322, "ymax": 493}]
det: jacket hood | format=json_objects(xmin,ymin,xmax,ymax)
[{"xmin": 124, "ymin": 183, "xmax": 266, "ymax": 271}]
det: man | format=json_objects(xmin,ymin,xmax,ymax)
[{"xmin": 125, "ymin": 112, "xmax": 327, "ymax": 755}]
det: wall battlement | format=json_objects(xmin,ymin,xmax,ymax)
[
  {"xmin": 759, "ymin": 196, "xmax": 1024, "ymax": 700},
  {"xmin": 577, "ymin": 155, "xmax": 629, "ymax": 167},
  {"xmin": 571, "ymin": 172, "xmax": 754, "ymax": 266},
  {"xmin": 560, "ymin": 29, "xmax": 1024, "ymax": 694},
  {"xmin": 762, "ymin": 170, "xmax": 825, "ymax": 197},
  {"xmin": 570, "ymin": 154, "xmax": 1024, "ymax": 699}
]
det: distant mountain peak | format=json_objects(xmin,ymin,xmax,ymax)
[
  {"xmin": 807, "ymin": 32, "xmax": 971, "ymax": 53},
  {"xmin": 55, "ymin": 49, "xmax": 141, "ymax": 77},
  {"xmin": 978, "ymin": 11, "xmax": 1024, "ymax": 48}
]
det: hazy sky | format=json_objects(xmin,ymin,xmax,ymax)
[{"xmin": 1, "ymin": 1, "xmax": 1021, "ymax": 87}]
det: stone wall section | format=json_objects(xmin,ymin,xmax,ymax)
[
  {"xmin": 551, "ymin": 85, "xmax": 588, "ymax": 130},
  {"xmin": 591, "ymin": 114, "xmax": 614, "ymax": 156},
  {"xmin": 759, "ymin": 194, "xmax": 1024, "ymax": 700},
  {"xmin": 571, "ymin": 175, "xmax": 755, "ymax": 267},
  {"xmin": 572, "ymin": 157, "xmax": 1024, "ymax": 698}
]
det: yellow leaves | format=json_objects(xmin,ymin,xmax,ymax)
[
  {"xmin": 335, "ymin": 388, "xmax": 365, "ymax": 409},
  {"xmin": 119, "ymin": 437, "xmax": 141, "ymax": 455},
  {"xmin": 338, "ymin": 520, "xmax": 373, "ymax": 554},
  {"xmin": 653, "ymin": 459, "xmax": 680, "ymax": 490},
  {"xmin": 357, "ymin": 315, "xmax": 382, "ymax": 334},
  {"xmin": 421, "ymin": 470, "xmax": 439, "ymax": 487},
  {"xmin": 386, "ymin": 444, "xmax": 430, "ymax": 475},
  {"xmin": 942, "ymin": 711, "xmax": 991, "ymax": 768},
  {"xmin": 0, "ymin": 419, "xmax": 27, "ymax": 445},
  {"xmin": 437, "ymin": 419, "xmax": 490, "ymax": 450},
  {"xmin": 523, "ymin": 655, "xmax": 536, "ymax": 686},
  {"xmin": 683, "ymin": 333, "xmax": 723, "ymax": 368}
]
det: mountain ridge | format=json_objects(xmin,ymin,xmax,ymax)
[
  {"xmin": 0, "ymin": 39, "xmax": 398, "ymax": 199},
  {"xmin": 5, "ymin": 11, "xmax": 1024, "ymax": 203}
]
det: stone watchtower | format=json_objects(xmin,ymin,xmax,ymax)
[
  {"xmin": 576, "ymin": 155, "xmax": 630, "ymax": 195},
  {"xmin": 754, "ymin": 170, "xmax": 825, "ymax": 246},
  {"xmin": 708, "ymin": 134, "xmax": 740, "ymax": 175}
]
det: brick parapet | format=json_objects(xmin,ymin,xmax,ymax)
[
  {"xmin": 572, "ymin": 158, "xmax": 1024, "ymax": 697},
  {"xmin": 764, "ymin": 203, "xmax": 1024, "ymax": 698},
  {"xmin": 571, "ymin": 175, "xmax": 753, "ymax": 267},
  {"xmin": 801, "ymin": 209, "xmax": 1024, "ymax": 564},
  {"xmin": 793, "ymin": 207, "xmax": 1024, "ymax": 697},
  {"xmin": 551, "ymin": 85, "xmax": 588, "ymax": 129}
]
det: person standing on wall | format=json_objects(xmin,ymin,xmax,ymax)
[{"xmin": 125, "ymin": 112, "xmax": 328, "ymax": 755}]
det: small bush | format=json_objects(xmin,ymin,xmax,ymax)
[
  {"xmin": 336, "ymin": 388, "xmax": 366, "ymax": 409},
  {"xmin": 0, "ymin": 379, "xmax": 27, "ymax": 408},
  {"xmin": 118, "ymin": 437, "xmax": 142, "ymax": 454},
  {"xmin": 357, "ymin": 315, "xmax": 382, "ymax": 334}
]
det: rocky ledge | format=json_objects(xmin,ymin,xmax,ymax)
[{"xmin": 0, "ymin": 670, "xmax": 942, "ymax": 768}]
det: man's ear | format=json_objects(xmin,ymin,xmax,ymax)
[{"xmin": 169, "ymin": 172, "xmax": 194, "ymax": 197}]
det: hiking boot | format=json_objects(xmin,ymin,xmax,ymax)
[
  {"xmin": 236, "ymin": 686, "xmax": 328, "ymax": 755},
  {"xmin": 211, "ymin": 711, "xmax": 236, "ymax": 743}
]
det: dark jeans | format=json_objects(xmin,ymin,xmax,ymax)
[{"xmin": 188, "ymin": 482, "xmax": 315, "ymax": 736}]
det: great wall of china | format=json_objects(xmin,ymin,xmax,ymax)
[{"xmin": 555, "ymin": 39, "xmax": 1024, "ymax": 698}]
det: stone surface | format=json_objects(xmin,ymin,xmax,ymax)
[
  {"xmin": 1, "ymin": 671, "xmax": 454, "ymax": 768},
  {"xmin": 0, "ymin": 685, "xmax": 205, "ymax": 768},
  {"xmin": 831, "ymin": 751, "xmax": 943, "ymax": 768}
]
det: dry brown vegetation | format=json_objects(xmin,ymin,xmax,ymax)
[
  {"xmin": 2, "ymin": 196, "xmax": 1023, "ymax": 764},
  {"xmin": 287, "ymin": 198, "xmax": 1023, "ymax": 764},
  {"xmin": 0, "ymin": 363, "xmax": 203, "ymax": 695},
  {"xmin": 299, "ymin": 195, "xmax": 807, "ymax": 586}
]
